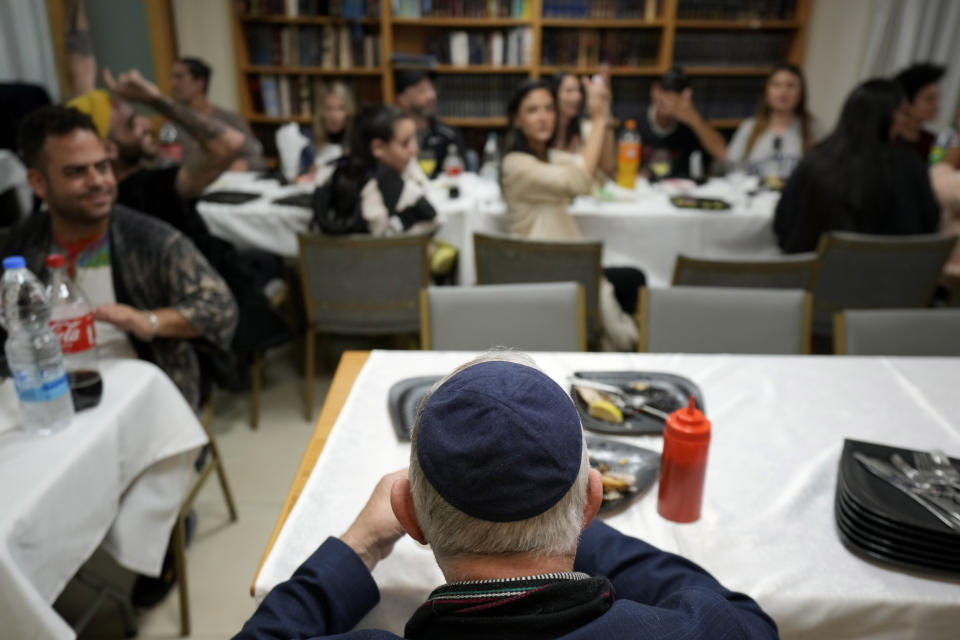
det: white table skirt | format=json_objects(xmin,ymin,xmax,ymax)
[
  {"xmin": 196, "ymin": 173, "xmax": 781, "ymax": 287},
  {"xmin": 0, "ymin": 359, "xmax": 208, "ymax": 639},
  {"xmin": 256, "ymin": 350, "xmax": 960, "ymax": 640}
]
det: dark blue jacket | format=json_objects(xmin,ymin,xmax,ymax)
[{"xmin": 234, "ymin": 520, "xmax": 778, "ymax": 639}]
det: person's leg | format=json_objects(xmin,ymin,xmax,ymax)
[{"xmin": 602, "ymin": 267, "xmax": 646, "ymax": 314}]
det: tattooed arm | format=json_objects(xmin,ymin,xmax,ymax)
[
  {"xmin": 65, "ymin": 0, "xmax": 97, "ymax": 97},
  {"xmin": 105, "ymin": 68, "xmax": 246, "ymax": 200}
]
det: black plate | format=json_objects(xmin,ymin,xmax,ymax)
[
  {"xmin": 835, "ymin": 499, "xmax": 960, "ymax": 576},
  {"xmin": 586, "ymin": 436, "xmax": 660, "ymax": 515},
  {"xmin": 838, "ymin": 439, "xmax": 960, "ymax": 537},
  {"xmin": 388, "ymin": 376, "xmax": 442, "ymax": 441},
  {"xmin": 571, "ymin": 371, "xmax": 704, "ymax": 435},
  {"xmin": 835, "ymin": 495, "xmax": 960, "ymax": 564},
  {"xmin": 273, "ymin": 193, "xmax": 313, "ymax": 208},
  {"xmin": 198, "ymin": 190, "xmax": 261, "ymax": 205},
  {"xmin": 837, "ymin": 488, "xmax": 960, "ymax": 551}
]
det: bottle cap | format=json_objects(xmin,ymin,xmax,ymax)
[
  {"xmin": 2, "ymin": 256, "xmax": 26, "ymax": 270},
  {"xmin": 625, "ymin": 118, "xmax": 637, "ymax": 129},
  {"xmin": 46, "ymin": 254, "xmax": 66, "ymax": 268},
  {"xmin": 664, "ymin": 396, "xmax": 710, "ymax": 443}
]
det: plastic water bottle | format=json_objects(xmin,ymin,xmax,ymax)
[
  {"xmin": 479, "ymin": 132, "xmax": 499, "ymax": 182},
  {"xmin": 1, "ymin": 256, "xmax": 74, "ymax": 435},
  {"xmin": 616, "ymin": 119, "xmax": 641, "ymax": 189}
]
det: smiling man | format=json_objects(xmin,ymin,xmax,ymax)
[{"xmin": 1, "ymin": 106, "xmax": 237, "ymax": 412}]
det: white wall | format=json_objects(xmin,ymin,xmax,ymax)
[
  {"xmin": 802, "ymin": 0, "xmax": 875, "ymax": 133},
  {"xmin": 171, "ymin": 0, "xmax": 239, "ymax": 111}
]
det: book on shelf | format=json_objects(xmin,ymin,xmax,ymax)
[
  {"xmin": 435, "ymin": 73, "xmax": 526, "ymax": 118},
  {"xmin": 238, "ymin": 0, "xmax": 379, "ymax": 17},
  {"xmin": 246, "ymin": 23, "xmax": 381, "ymax": 67},
  {"xmin": 673, "ymin": 32, "xmax": 789, "ymax": 67},
  {"xmin": 426, "ymin": 27, "xmax": 530, "ymax": 67},
  {"xmin": 541, "ymin": 29, "xmax": 659, "ymax": 68},
  {"xmin": 541, "ymin": 0, "xmax": 658, "ymax": 19},
  {"xmin": 390, "ymin": 52, "xmax": 438, "ymax": 67},
  {"xmin": 392, "ymin": 0, "xmax": 528, "ymax": 18},
  {"xmin": 676, "ymin": 0, "xmax": 797, "ymax": 20}
]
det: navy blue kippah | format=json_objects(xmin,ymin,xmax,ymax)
[{"xmin": 416, "ymin": 361, "xmax": 584, "ymax": 522}]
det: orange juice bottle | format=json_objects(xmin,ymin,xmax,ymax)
[{"xmin": 616, "ymin": 119, "xmax": 641, "ymax": 189}]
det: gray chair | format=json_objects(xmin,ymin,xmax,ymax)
[
  {"xmin": 638, "ymin": 286, "xmax": 812, "ymax": 354},
  {"xmin": 473, "ymin": 233, "xmax": 603, "ymax": 346},
  {"xmin": 833, "ymin": 309, "xmax": 960, "ymax": 356},
  {"xmin": 298, "ymin": 233, "xmax": 430, "ymax": 419},
  {"xmin": 672, "ymin": 253, "xmax": 817, "ymax": 290},
  {"xmin": 420, "ymin": 282, "xmax": 587, "ymax": 352},
  {"xmin": 810, "ymin": 232, "xmax": 957, "ymax": 334}
]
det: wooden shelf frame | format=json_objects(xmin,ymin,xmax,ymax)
[{"xmin": 233, "ymin": 0, "xmax": 811, "ymax": 146}]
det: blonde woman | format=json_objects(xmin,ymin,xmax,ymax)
[{"xmin": 299, "ymin": 81, "xmax": 356, "ymax": 179}]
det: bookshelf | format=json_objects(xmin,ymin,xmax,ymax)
[{"xmin": 232, "ymin": 0, "xmax": 812, "ymax": 161}]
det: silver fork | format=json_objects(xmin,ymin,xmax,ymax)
[{"xmin": 913, "ymin": 451, "xmax": 960, "ymax": 492}]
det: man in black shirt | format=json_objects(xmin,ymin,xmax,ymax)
[
  {"xmin": 394, "ymin": 70, "xmax": 468, "ymax": 178},
  {"xmin": 893, "ymin": 62, "xmax": 945, "ymax": 162},
  {"xmin": 635, "ymin": 68, "xmax": 727, "ymax": 179}
]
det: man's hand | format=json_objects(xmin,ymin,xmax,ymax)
[
  {"xmin": 341, "ymin": 469, "xmax": 409, "ymax": 572},
  {"xmin": 672, "ymin": 88, "xmax": 700, "ymax": 125},
  {"xmin": 93, "ymin": 303, "xmax": 154, "ymax": 341},
  {"xmin": 103, "ymin": 68, "xmax": 162, "ymax": 105}
]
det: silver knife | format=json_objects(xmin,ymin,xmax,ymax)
[{"xmin": 853, "ymin": 452, "xmax": 960, "ymax": 531}]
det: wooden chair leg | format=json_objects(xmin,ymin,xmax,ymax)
[
  {"xmin": 304, "ymin": 329, "xmax": 315, "ymax": 421},
  {"xmin": 250, "ymin": 352, "xmax": 263, "ymax": 430},
  {"xmin": 173, "ymin": 514, "xmax": 189, "ymax": 636},
  {"xmin": 205, "ymin": 433, "xmax": 238, "ymax": 522}
]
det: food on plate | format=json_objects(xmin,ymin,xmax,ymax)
[
  {"xmin": 588, "ymin": 399, "xmax": 623, "ymax": 424},
  {"xmin": 591, "ymin": 458, "xmax": 638, "ymax": 502}
]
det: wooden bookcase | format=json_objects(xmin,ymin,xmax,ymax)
[{"xmin": 232, "ymin": 0, "xmax": 812, "ymax": 160}]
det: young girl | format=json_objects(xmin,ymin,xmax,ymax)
[
  {"xmin": 318, "ymin": 105, "xmax": 438, "ymax": 238},
  {"xmin": 726, "ymin": 64, "xmax": 816, "ymax": 180}
]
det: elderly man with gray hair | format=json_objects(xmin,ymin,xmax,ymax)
[{"xmin": 235, "ymin": 353, "xmax": 778, "ymax": 639}]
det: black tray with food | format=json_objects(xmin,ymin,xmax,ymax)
[
  {"xmin": 388, "ymin": 375, "xmax": 442, "ymax": 441},
  {"xmin": 587, "ymin": 436, "xmax": 660, "ymax": 514},
  {"xmin": 197, "ymin": 190, "xmax": 261, "ymax": 205},
  {"xmin": 670, "ymin": 195, "xmax": 731, "ymax": 211},
  {"xmin": 570, "ymin": 371, "xmax": 705, "ymax": 435}
]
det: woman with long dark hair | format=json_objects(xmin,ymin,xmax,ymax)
[
  {"xmin": 773, "ymin": 79, "xmax": 940, "ymax": 253},
  {"xmin": 726, "ymin": 64, "xmax": 816, "ymax": 180},
  {"xmin": 499, "ymin": 75, "xmax": 642, "ymax": 351},
  {"xmin": 551, "ymin": 72, "xmax": 617, "ymax": 175}
]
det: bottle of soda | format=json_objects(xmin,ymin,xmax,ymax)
[
  {"xmin": 442, "ymin": 143, "xmax": 464, "ymax": 178},
  {"xmin": 480, "ymin": 132, "xmax": 499, "ymax": 182},
  {"xmin": 46, "ymin": 254, "xmax": 102, "ymax": 411},
  {"xmin": 1, "ymin": 256, "xmax": 74, "ymax": 434},
  {"xmin": 157, "ymin": 121, "xmax": 183, "ymax": 164},
  {"xmin": 616, "ymin": 119, "xmax": 641, "ymax": 189}
]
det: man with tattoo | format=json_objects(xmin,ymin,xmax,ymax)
[{"xmin": 170, "ymin": 56, "xmax": 265, "ymax": 171}]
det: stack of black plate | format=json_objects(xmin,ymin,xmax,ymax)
[{"xmin": 836, "ymin": 439, "xmax": 960, "ymax": 575}]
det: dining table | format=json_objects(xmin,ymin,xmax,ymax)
[
  {"xmin": 196, "ymin": 172, "xmax": 782, "ymax": 287},
  {"xmin": 0, "ymin": 358, "xmax": 208, "ymax": 639},
  {"xmin": 252, "ymin": 349, "xmax": 960, "ymax": 640}
]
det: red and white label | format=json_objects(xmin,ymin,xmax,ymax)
[{"xmin": 50, "ymin": 313, "xmax": 97, "ymax": 353}]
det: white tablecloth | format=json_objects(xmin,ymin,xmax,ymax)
[
  {"xmin": 256, "ymin": 350, "xmax": 960, "ymax": 639},
  {"xmin": 196, "ymin": 173, "xmax": 780, "ymax": 286},
  {"xmin": 0, "ymin": 359, "xmax": 208, "ymax": 639}
]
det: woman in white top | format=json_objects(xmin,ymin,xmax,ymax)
[
  {"xmin": 726, "ymin": 64, "xmax": 816, "ymax": 181},
  {"xmin": 551, "ymin": 72, "xmax": 617, "ymax": 176},
  {"xmin": 299, "ymin": 81, "xmax": 356, "ymax": 179},
  {"xmin": 499, "ymin": 75, "xmax": 643, "ymax": 350}
]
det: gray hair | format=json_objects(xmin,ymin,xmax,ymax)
[{"xmin": 408, "ymin": 351, "xmax": 591, "ymax": 562}]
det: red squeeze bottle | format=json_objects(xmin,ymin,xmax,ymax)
[{"xmin": 657, "ymin": 396, "xmax": 711, "ymax": 523}]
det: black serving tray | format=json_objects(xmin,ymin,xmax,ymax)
[
  {"xmin": 197, "ymin": 190, "xmax": 261, "ymax": 205},
  {"xmin": 670, "ymin": 195, "xmax": 731, "ymax": 211},
  {"xmin": 571, "ymin": 371, "xmax": 704, "ymax": 436},
  {"xmin": 586, "ymin": 436, "xmax": 659, "ymax": 515},
  {"xmin": 388, "ymin": 376, "xmax": 442, "ymax": 441}
]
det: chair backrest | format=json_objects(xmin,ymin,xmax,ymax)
[
  {"xmin": 810, "ymin": 232, "xmax": 957, "ymax": 333},
  {"xmin": 473, "ymin": 232, "xmax": 603, "ymax": 343},
  {"xmin": 420, "ymin": 282, "xmax": 587, "ymax": 351},
  {"xmin": 672, "ymin": 253, "xmax": 817, "ymax": 290},
  {"xmin": 833, "ymin": 309, "xmax": 960, "ymax": 356},
  {"xmin": 638, "ymin": 286, "xmax": 812, "ymax": 354},
  {"xmin": 298, "ymin": 233, "xmax": 430, "ymax": 335}
]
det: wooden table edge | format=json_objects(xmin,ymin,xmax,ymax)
[{"xmin": 250, "ymin": 350, "xmax": 372, "ymax": 596}]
